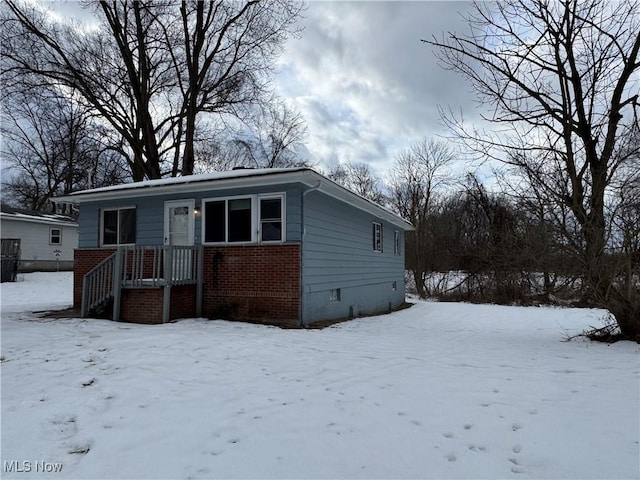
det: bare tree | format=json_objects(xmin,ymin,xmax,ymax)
[
  {"xmin": 388, "ymin": 138, "xmax": 454, "ymax": 297},
  {"xmin": 425, "ymin": 0, "xmax": 640, "ymax": 339},
  {"xmin": 1, "ymin": 0, "xmax": 303, "ymax": 180},
  {"xmin": 230, "ymin": 102, "xmax": 309, "ymax": 169},
  {"xmin": 175, "ymin": 0, "xmax": 304, "ymax": 175},
  {"xmin": 1, "ymin": 85, "xmax": 128, "ymax": 213},
  {"xmin": 327, "ymin": 161, "xmax": 386, "ymax": 204}
]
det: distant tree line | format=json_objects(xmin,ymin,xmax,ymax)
[{"xmin": 329, "ymin": 137, "xmax": 638, "ymax": 325}]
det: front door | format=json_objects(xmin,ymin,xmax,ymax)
[{"xmin": 164, "ymin": 200, "xmax": 195, "ymax": 280}]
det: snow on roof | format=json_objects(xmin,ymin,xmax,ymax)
[
  {"xmin": 54, "ymin": 167, "xmax": 414, "ymax": 230},
  {"xmin": 0, "ymin": 204, "xmax": 77, "ymax": 226},
  {"xmin": 67, "ymin": 167, "xmax": 309, "ymax": 197}
]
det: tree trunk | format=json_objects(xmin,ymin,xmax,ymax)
[
  {"xmin": 604, "ymin": 290, "xmax": 640, "ymax": 341},
  {"xmin": 413, "ymin": 269, "xmax": 426, "ymax": 299}
]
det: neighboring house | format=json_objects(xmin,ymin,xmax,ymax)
[
  {"xmin": 56, "ymin": 167, "xmax": 413, "ymax": 327},
  {"xmin": 0, "ymin": 204, "xmax": 78, "ymax": 272}
]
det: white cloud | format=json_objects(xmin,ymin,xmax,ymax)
[{"xmin": 275, "ymin": 1, "xmax": 479, "ymax": 176}]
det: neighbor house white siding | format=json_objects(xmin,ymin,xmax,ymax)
[{"xmin": 1, "ymin": 216, "xmax": 78, "ymax": 271}]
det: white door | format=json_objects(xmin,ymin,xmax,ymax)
[{"xmin": 164, "ymin": 200, "xmax": 195, "ymax": 280}]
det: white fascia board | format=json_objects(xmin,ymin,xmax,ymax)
[
  {"xmin": 56, "ymin": 170, "xmax": 312, "ymax": 204},
  {"xmin": 0, "ymin": 213, "xmax": 78, "ymax": 228},
  {"xmin": 55, "ymin": 168, "xmax": 413, "ymax": 231}
]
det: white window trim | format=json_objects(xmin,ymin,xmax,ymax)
[
  {"xmin": 394, "ymin": 229, "xmax": 401, "ymax": 255},
  {"xmin": 202, "ymin": 193, "xmax": 286, "ymax": 245},
  {"xmin": 373, "ymin": 222, "xmax": 383, "ymax": 253},
  {"xmin": 100, "ymin": 206, "xmax": 136, "ymax": 247},
  {"xmin": 330, "ymin": 288, "xmax": 341, "ymax": 302},
  {"xmin": 258, "ymin": 193, "xmax": 286, "ymax": 244},
  {"xmin": 49, "ymin": 227, "xmax": 62, "ymax": 245}
]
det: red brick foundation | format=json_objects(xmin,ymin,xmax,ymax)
[
  {"xmin": 73, "ymin": 248, "xmax": 116, "ymax": 309},
  {"xmin": 74, "ymin": 244, "xmax": 301, "ymax": 326},
  {"xmin": 170, "ymin": 285, "xmax": 197, "ymax": 320},
  {"xmin": 203, "ymin": 244, "xmax": 301, "ymax": 327},
  {"xmin": 120, "ymin": 288, "xmax": 164, "ymax": 324}
]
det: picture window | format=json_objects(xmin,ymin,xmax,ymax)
[
  {"xmin": 101, "ymin": 207, "xmax": 136, "ymax": 246},
  {"xmin": 203, "ymin": 194, "xmax": 285, "ymax": 244}
]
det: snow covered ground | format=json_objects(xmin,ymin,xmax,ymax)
[{"xmin": 1, "ymin": 272, "xmax": 639, "ymax": 479}]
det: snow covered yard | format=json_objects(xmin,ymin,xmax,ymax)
[{"xmin": 1, "ymin": 273, "xmax": 639, "ymax": 479}]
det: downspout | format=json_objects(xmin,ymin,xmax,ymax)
[{"xmin": 300, "ymin": 181, "xmax": 323, "ymax": 327}]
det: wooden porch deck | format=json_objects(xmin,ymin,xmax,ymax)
[{"xmin": 81, "ymin": 245, "xmax": 204, "ymax": 323}]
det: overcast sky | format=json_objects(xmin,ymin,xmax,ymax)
[
  {"xmin": 51, "ymin": 1, "xmax": 479, "ymax": 178},
  {"xmin": 275, "ymin": 1, "xmax": 477, "ymax": 175}
]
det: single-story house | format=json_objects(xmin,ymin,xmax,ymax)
[
  {"xmin": 0, "ymin": 204, "xmax": 78, "ymax": 272},
  {"xmin": 55, "ymin": 167, "xmax": 413, "ymax": 327}
]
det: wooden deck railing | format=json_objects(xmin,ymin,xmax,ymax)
[
  {"xmin": 81, "ymin": 245, "xmax": 204, "ymax": 321},
  {"xmin": 81, "ymin": 251, "xmax": 117, "ymax": 318}
]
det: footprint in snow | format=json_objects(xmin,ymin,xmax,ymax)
[
  {"xmin": 443, "ymin": 432, "xmax": 454, "ymax": 439},
  {"xmin": 468, "ymin": 444, "xmax": 487, "ymax": 453},
  {"xmin": 512, "ymin": 423, "xmax": 522, "ymax": 431},
  {"xmin": 44, "ymin": 415, "xmax": 78, "ymax": 440},
  {"xmin": 67, "ymin": 441, "xmax": 91, "ymax": 455},
  {"xmin": 463, "ymin": 424, "xmax": 473, "ymax": 430},
  {"xmin": 512, "ymin": 444, "xmax": 522, "ymax": 453},
  {"xmin": 446, "ymin": 453, "xmax": 457, "ymax": 462}
]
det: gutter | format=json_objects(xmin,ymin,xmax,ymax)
[{"xmin": 299, "ymin": 180, "xmax": 323, "ymax": 327}]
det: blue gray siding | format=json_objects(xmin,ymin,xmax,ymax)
[
  {"xmin": 78, "ymin": 184, "xmax": 303, "ymax": 248},
  {"xmin": 301, "ymin": 190, "xmax": 405, "ymax": 325}
]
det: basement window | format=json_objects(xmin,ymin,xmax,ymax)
[{"xmin": 330, "ymin": 288, "xmax": 341, "ymax": 302}]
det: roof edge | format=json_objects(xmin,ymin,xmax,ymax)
[{"xmin": 54, "ymin": 168, "xmax": 414, "ymax": 231}]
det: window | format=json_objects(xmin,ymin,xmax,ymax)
[
  {"xmin": 260, "ymin": 196, "xmax": 283, "ymax": 242},
  {"xmin": 394, "ymin": 230, "xmax": 401, "ymax": 255},
  {"xmin": 228, "ymin": 198, "xmax": 252, "ymax": 242},
  {"xmin": 50, "ymin": 228, "xmax": 61, "ymax": 245},
  {"xmin": 203, "ymin": 194, "xmax": 285, "ymax": 244},
  {"xmin": 330, "ymin": 288, "xmax": 341, "ymax": 302},
  {"xmin": 372, "ymin": 222, "xmax": 383, "ymax": 252},
  {"xmin": 101, "ymin": 207, "xmax": 136, "ymax": 246}
]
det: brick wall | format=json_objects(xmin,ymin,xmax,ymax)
[
  {"xmin": 75, "ymin": 245, "xmax": 301, "ymax": 327},
  {"xmin": 73, "ymin": 249, "xmax": 116, "ymax": 308},
  {"xmin": 120, "ymin": 288, "xmax": 164, "ymax": 324},
  {"xmin": 118, "ymin": 286, "xmax": 196, "ymax": 324},
  {"xmin": 170, "ymin": 285, "xmax": 196, "ymax": 320},
  {"xmin": 203, "ymin": 244, "xmax": 301, "ymax": 327}
]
